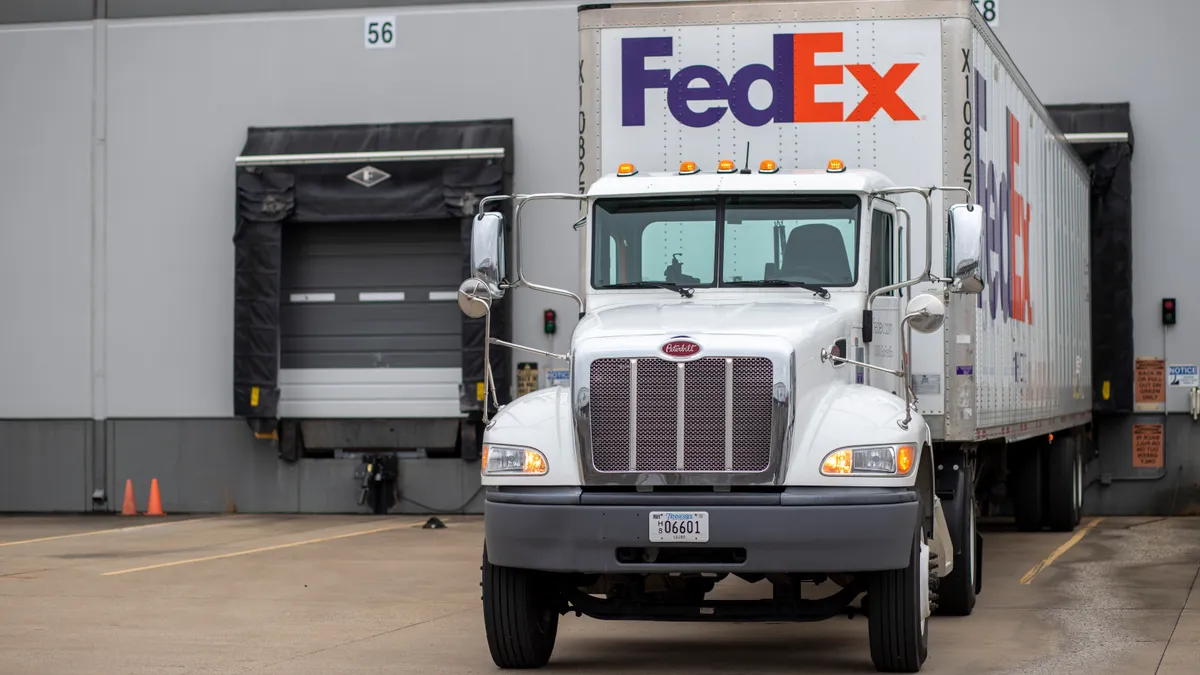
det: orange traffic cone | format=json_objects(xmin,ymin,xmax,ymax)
[
  {"xmin": 121, "ymin": 479, "xmax": 138, "ymax": 516},
  {"xmin": 145, "ymin": 478, "xmax": 166, "ymax": 516}
]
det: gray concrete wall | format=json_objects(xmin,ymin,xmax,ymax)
[{"xmin": 1, "ymin": 418, "xmax": 483, "ymax": 514}]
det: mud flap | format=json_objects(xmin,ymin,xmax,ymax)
[{"xmin": 931, "ymin": 496, "xmax": 954, "ymax": 578}]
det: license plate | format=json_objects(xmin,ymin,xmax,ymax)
[{"xmin": 649, "ymin": 511, "xmax": 709, "ymax": 543}]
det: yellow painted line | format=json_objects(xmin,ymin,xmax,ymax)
[
  {"xmin": 0, "ymin": 518, "xmax": 205, "ymax": 548},
  {"xmin": 1019, "ymin": 517, "xmax": 1105, "ymax": 585},
  {"xmin": 101, "ymin": 522, "xmax": 408, "ymax": 576}
]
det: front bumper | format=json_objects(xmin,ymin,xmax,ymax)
[{"xmin": 484, "ymin": 486, "xmax": 919, "ymax": 574}]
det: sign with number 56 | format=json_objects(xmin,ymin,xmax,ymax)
[
  {"xmin": 365, "ymin": 16, "xmax": 396, "ymax": 49},
  {"xmin": 972, "ymin": 0, "xmax": 998, "ymax": 25}
]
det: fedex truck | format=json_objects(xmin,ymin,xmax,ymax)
[{"xmin": 458, "ymin": 0, "xmax": 1092, "ymax": 672}]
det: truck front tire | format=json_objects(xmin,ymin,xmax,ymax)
[
  {"xmin": 868, "ymin": 524, "xmax": 932, "ymax": 672},
  {"xmin": 482, "ymin": 547, "xmax": 560, "ymax": 669}
]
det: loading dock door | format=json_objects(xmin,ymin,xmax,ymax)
[
  {"xmin": 278, "ymin": 219, "xmax": 464, "ymax": 418},
  {"xmin": 231, "ymin": 120, "xmax": 515, "ymax": 435}
]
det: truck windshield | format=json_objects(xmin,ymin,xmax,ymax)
[{"xmin": 591, "ymin": 194, "xmax": 859, "ymax": 290}]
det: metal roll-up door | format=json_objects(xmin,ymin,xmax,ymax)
[{"xmin": 277, "ymin": 219, "xmax": 464, "ymax": 418}]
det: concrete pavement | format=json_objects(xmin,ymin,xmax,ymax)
[{"xmin": 0, "ymin": 513, "xmax": 1197, "ymax": 674}]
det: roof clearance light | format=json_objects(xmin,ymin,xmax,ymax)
[
  {"xmin": 679, "ymin": 161, "xmax": 699, "ymax": 175},
  {"xmin": 617, "ymin": 162, "xmax": 637, "ymax": 177},
  {"xmin": 717, "ymin": 159, "xmax": 736, "ymax": 173},
  {"xmin": 759, "ymin": 159, "xmax": 779, "ymax": 174},
  {"xmin": 826, "ymin": 159, "xmax": 846, "ymax": 173}
]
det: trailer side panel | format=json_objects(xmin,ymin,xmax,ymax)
[{"xmin": 960, "ymin": 19, "xmax": 1092, "ymax": 441}]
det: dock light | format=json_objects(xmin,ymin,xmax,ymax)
[
  {"xmin": 617, "ymin": 162, "xmax": 637, "ymax": 176},
  {"xmin": 758, "ymin": 159, "xmax": 779, "ymax": 174},
  {"xmin": 826, "ymin": 159, "xmax": 846, "ymax": 173},
  {"xmin": 679, "ymin": 161, "xmax": 699, "ymax": 175},
  {"xmin": 543, "ymin": 308, "xmax": 557, "ymax": 335},
  {"xmin": 717, "ymin": 159, "xmax": 736, "ymax": 173},
  {"xmin": 1163, "ymin": 298, "xmax": 1177, "ymax": 325}
]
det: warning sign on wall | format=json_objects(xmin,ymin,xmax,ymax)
[
  {"xmin": 1132, "ymin": 423, "xmax": 1164, "ymax": 469},
  {"xmin": 517, "ymin": 362, "xmax": 539, "ymax": 397},
  {"xmin": 1134, "ymin": 357, "xmax": 1166, "ymax": 411}
]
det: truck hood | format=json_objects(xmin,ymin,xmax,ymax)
[{"xmin": 574, "ymin": 299, "xmax": 849, "ymax": 348}]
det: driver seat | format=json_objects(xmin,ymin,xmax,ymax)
[{"xmin": 778, "ymin": 223, "xmax": 852, "ymax": 283}]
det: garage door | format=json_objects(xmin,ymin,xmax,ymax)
[{"xmin": 276, "ymin": 219, "xmax": 464, "ymax": 418}]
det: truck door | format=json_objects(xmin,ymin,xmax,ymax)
[{"xmin": 864, "ymin": 206, "xmax": 903, "ymax": 393}]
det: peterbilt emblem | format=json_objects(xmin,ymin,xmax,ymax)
[{"xmin": 661, "ymin": 339, "xmax": 701, "ymax": 358}]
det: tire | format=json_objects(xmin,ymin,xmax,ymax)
[
  {"xmin": 1010, "ymin": 440, "xmax": 1045, "ymax": 532},
  {"xmin": 868, "ymin": 524, "xmax": 932, "ymax": 672},
  {"xmin": 934, "ymin": 468, "xmax": 977, "ymax": 616},
  {"xmin": 482, "ymin": 546, "xmax": 560, "ymax": 669},
  {"xmin": 1044, "ymin": 434, "xmax": 1082, "ymax": 532}
]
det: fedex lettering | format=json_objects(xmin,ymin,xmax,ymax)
[
  {"xmin": 973, "ymin": 66, "xmax": 1033, "ymax": 326},
  {"xmin": 621, "ymin": 33, "xmax": 921, "ymax": 128}
]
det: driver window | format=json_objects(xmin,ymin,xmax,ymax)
[
  {"xmin": 868, "ymin": 210, "xmax": 894, "ymax": 294},
  {"xmin": 723, "ymin": 195, "xmax": 860, "ymax": 286}
]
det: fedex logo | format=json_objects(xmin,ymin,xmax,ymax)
[
  {"xmin": 621, "ymin": 33, "xmax": 921, "ymax": 128},
  {"xmin": 974, "ymin": 67, "xmax": 1033, "ymax": 326}
]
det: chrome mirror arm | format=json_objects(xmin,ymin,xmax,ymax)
[
  {"xmin": 820, "ymin": 349, "xmax": 902, "ymax": 378},
  {"xmin": 490, "ymin": 338, "xmax": 569, "ymax": 362}
]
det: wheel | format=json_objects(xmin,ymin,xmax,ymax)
[
  {"xmin": 1010, "ymin": 440, "xmax": 1045, "ymax": 532},
  {"xmin": 482, "ymin": 546, "xmax": 560, "ymax": 669},
  {"xmin": 934, "ymin": 467, "xmax": 977, "ymax": 616},
  {"xmin": 1044, "ymin": 434, "xmax": 1082, "ymax": 532},
  {"xmin": 868, "ymin": 524, "xmax": 932, "ymax": 672}
]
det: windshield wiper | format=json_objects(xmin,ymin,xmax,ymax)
[
  {"xmin": 723, "ymin": 279, "xmax": 830, "ymax": 299},
  {"xmin": 603, "ymin": 281, "xmax": 695, "ymax": 298}
]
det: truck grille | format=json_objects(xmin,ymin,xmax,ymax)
[{"xmin": 588, "ymin": 356, "xmax": 774, "ymax": 473}]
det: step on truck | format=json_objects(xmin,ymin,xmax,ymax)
[{"xmin": 457, "ymin": 0, "xmax": 1092, "ymax": 671}]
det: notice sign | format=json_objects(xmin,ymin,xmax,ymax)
[
  {"xmin": 1132, "ymin": 423, "xmax": 1164, "ymax": 469},
  {"xmin": 516, "ymin": 362, "xmax": 538, "ymax": 397},
  {"xmin": 1168, "ymin": 364, "xmax": 1199, "ymax": 387},
  {"xmin": 1134, "ymin": 357, "xmax": 1166, "ymax": 411}
]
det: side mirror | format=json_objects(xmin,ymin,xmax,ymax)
[
  {"xmin": 471, "ymin": 211, "xmax": 507, "ymax": 298},
  {"xmin": 947, "ymin": 203, "xmax": 985, "ymax": 294},
  {"xmin": 904, "ymin": 293, "xmax": 945, "ymax": 334},
  {"xmin": 457, "ymin": 278, "xmax": 492, "ymax": 319}
]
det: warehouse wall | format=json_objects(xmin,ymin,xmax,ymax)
[
  {"xmin": 2, "ymin": 0, "xmax": 1198, "ymax": 514},
  {"xmin": 0, "ymin": 0, "xmax": 583, "ymax": 512},
  {"xmin": 994, "ymin": 0, "xmax": 1200, "ymax": 515}
]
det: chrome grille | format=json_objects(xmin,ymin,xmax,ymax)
[{"xmin": 588, "ymin": 356, "xmax": 774, "ymax": 473}]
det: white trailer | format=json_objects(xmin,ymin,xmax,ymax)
[{"xmin": 460, "ymin": 1, "xmax": 1092, "ymax": 672}]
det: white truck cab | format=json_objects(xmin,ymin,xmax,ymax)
[{"xmin": 457, "ymin": 156, "xmax": 987, "ymax": 673}]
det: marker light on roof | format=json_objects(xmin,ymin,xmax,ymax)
[
  {"xmin": 826, "ymin": 159, "xmax": 846, "ymax": 173},
  {"xmin": 717, "ymin": 159, "xmax": 736, "ymax": 173},
  {"xmin": 617, "ymin": 163, "xmax": 637, "ymax": 176},
  {"xmin": 679, "ymin": 161, "xmax": 699, "ymax": 175},
  {"xmin": 759, "ymin": 160, "xmax": 779, "ymax": 174}
]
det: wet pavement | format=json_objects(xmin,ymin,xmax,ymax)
[{"xmin": 0, "ymin": 513, "xmax": 1197, "ymax": 674}]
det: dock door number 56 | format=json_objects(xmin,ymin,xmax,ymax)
[{"xmin": 364, "ymin": 16, "xmax": 396, "ymax": 49}]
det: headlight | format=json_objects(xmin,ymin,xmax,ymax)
[
  {"xmin": 821, "ymin": 445, "xmax": 915, "ymax": 476},
  {"xmin": 481, "ymin": 444, "xmax": 548, "ymax": 476}
]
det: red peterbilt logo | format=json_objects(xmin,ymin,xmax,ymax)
[{"xmin": 661, "ymin": 339, "xmax": 701, "ymax": 358}]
